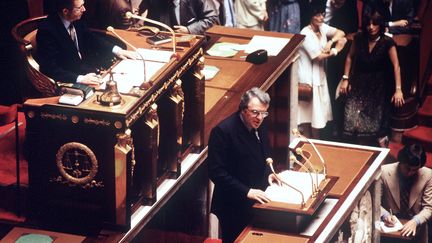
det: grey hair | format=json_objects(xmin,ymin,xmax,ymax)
[{"xmin": 238, "ymin": 87, "xmax": 270, "ymax": 111}]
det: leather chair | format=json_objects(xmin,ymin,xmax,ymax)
[
  {"xmin": 0, "ymin": 104, "xmax": 21, "ymax": 215},
  {"xmin": 11, "ymin": 16, "xmax": 57, "ymax": 97},
  {"xmin": 11, "ymin": 16, "xmax": 127, "ymax": 98},
  {"xmin": 390, "ymin": 34, "xmax": 420, "ymax": 135}
]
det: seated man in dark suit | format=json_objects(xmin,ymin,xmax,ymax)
[
  {"xmin": 363, "ymin": 0, "xmax": 414, "ymax": 34},
  {"xmin": 381, "ymin": 143, "xmax": 432, "ymax": 242},
  {"xmin": 208, "ymin": 87, "xmax": 279, "ymax": 243},
  {"xmin": 36, "ymin": 0, "xmax": 137, "ymax": 85},
  {"xmin": 138, "ymin": 0, "xmax": 220, "ymax": 35}
]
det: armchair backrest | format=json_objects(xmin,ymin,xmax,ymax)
[{"xmin": 11, "ymin": 16, "xmax": 57, "ymax": 97}]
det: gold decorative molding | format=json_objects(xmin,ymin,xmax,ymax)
[
  {"xmin": 84, "ymin": 118, "xmax": 111, "ymax": 126},
  {"xmin": 55, "ymin": 142, "xmax": 100, "ymax": 187},
  {"xmin": 125, "ymin": 47, "xmax": 203, "ymax": 127},
  {"xmin": 40, "ymin": 112, "xmax": 67, "ymax": 121}
]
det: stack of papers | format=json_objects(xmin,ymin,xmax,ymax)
[{"xmin": 265, "ymin": 170, "xmax": 325, "ymax": 204}]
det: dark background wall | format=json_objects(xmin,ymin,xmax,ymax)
[{"xmin": 0, "ymin": 0, "xmax": 30, "ymax": 105}]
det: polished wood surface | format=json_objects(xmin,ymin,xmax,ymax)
[
  {"xmin": 203, "ymin": 26, "xmax": 304, "ymax": 143},
  {"xmin": 236, "ymin": 226, "xmax": 309, "ymax": 243}
]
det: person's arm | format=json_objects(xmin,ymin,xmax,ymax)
[
  {"xmin": 241, "ymin": 0, "xmax": 268, "ymax": 22},
  {"xmin": 388, "ymin": 45, "xmax": 404, "ymax": 107},
  {"xmin": 339, "ymin": 40, "xmax": 355, "ymax": 95},
  {"xmin": 323, "ymin": 28, "xmax": 347, "ymax": 55},
  {"xmin": 181, "ymin": 0, "xmax": 220, "ymax": 34},
  {"xmin": 407, "ymin": 173, "xmax": 432, "ymax": 228},
  {"xmin": 208, "ymin": 127, "xmax": 250, "ymax": 197}
]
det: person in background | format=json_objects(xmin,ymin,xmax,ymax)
[
  {"xmin": 208, "ymin": 87, "xmax": 279, "ymax": 243},
  {"xmin": 324, "ymin": 0, "xmax": 359, "ymax": 34},
  {"xmin": 339, "ymin": 11, "xmax": 404, "ymax": 147},
  {"xmin": 222, "ymin": 0, "xmax": 236, "ymax": 27},
  {"xmin": 380, "ymin": 143, "xmax": 432, "ymax": 243},
  {"xmin": 82, "ymin": 0, "xmax": 134, "ymax": 29},
  {"xmin": 362, "ymin": 0, "xmax": 414, "ymax": 34},
  {"xmin": 138, "ymin": 0, "xmax": 220, "ymax": 35},
  {"xmin": 235, "ymin": 0, "xmax": 268, "ymax": 30},
  {"xmin": 268, "ymin": 0, "xmax": 301, "ymax": 34},
  {"xmin": 324, "ymin": 0, "xmax": 358, "ymax": 140},
  {"xmin": 36, "ymin": 0, "xmax": 137, "ymax": 85},
  {"xmin": 296, "ymin": 1, "xmax": 347, "ymax": 138}
]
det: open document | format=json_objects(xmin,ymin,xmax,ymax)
[
  {"xmin": 100, "ymin": 48, "xmax": 173, "ymax": 94},
  {"xmin": 245, "ymin": 35, "xmax": 290, "ymax": 56},
  {"xmin": 265, "ymin": 170, "xmax": 325, "ymax": 204}
]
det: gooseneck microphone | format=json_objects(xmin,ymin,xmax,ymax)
[
  {"xmin": 289, "ymin": 155, "xmax": 318, "ymax": 197},
  {"xmin": 106, "ymin": 26, "xmax": 148, "ymax": 85},
  {"xmin": 291, "ymin": 128, "xmax": 327, "ymax": 176},
  {"xmin": 266, "ymin": 158, "xmax": 306, "ymax": 207},
  {"xmin": 295, "ymin": 147, "xmax": 319, "ymax": 193},
  {"xmin": 125, "ymin": 11, "xmax": 177, "ymax": 56}
]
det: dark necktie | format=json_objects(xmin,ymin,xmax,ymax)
[
  {"xmin": 399, "ymin": 181, "xmax": 410, "ymax": 218},
  {"xmin": 68, "ymin": 23, "xmax": 81, "ymax": 59},
  {"xmin": 251, "ymin": 129, "xmax": 260, "ymax": 142}
]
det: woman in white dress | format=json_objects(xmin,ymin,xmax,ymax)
[{"xmin": 296, "ymin": 2, "xmax": 346, "ymax": 138}]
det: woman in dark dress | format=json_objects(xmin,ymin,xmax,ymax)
[{"xmin": 339, "ymin": 11, "xmax": 404, "ymax": 146}]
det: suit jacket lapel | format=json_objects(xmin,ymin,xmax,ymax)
[
  {"xmin": 409, "ymin": 170, "xmax": 426, "ymax": 209},
  {"xmin": 235, "ymin": 117, "xmax": 263, "ymax": 165},
  {"xmin": 388, "ymin": 164, "xmax": 401, "ymax": 209}
]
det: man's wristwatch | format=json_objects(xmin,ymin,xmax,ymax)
[{"xmin": 342, "ymin": 75, "xmax": 349, "ymax": 80}]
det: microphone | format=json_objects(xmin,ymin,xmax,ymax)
[
  {"xmin": 295, "ymin": 147, "xmax": 319, "ymax": 194},
  {"xmin": 125, "ymin": 11, "xmax": 178, "ymax": 58},
  {"xmin": 291, "ymin": 128, "xmax": 327, "ymax": 176},
  {"xmin": 289, "ymin": 155, "xmax": 318, "ymax": 197},
  {"xmin": 266, "ymin": 158, "xmax": 306, "ymax": 207},
  {"xmin": 107, "ymin": 26, "xmax": 150, "ymax": 89}
]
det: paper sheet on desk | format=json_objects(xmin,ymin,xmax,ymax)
[
  {"xmin": 380, "ymin": 218, "xmax": 403, "ymax": 233},
  {"xmin": 245, "ymin": 35, "xmax": 290, "ymax": 56},
  {"xmin": 265, "ymin": 170, "xmax": 325, "ymax": 204},
  {"xmin": 100, "ymin": 59, "xmax": 166, "ymax": 94}
]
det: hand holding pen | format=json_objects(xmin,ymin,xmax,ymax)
[{"xmin": 383, "ymin": 209, "xmax": 398, "ymax": 227}]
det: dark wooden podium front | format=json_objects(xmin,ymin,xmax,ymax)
[{"xmin": 24, "ymin": 30, "xmax": 206, "ymax": 231}]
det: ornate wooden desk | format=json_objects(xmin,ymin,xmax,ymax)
[{"xmin": 23, "ymin": 30, "xmax": 205, "ymax": 230}]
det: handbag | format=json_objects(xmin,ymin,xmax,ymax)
[{"xmin": 298, "ymin": 83, "xmax": 313, "ymax": 101}]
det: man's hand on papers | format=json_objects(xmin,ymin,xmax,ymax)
[
  {"xmin": 401, "ymin": 219, "xmax": 417, "ymax": 237},
  {"xmin": 116, "ymin": 49, "xmax": 138, "ymax": 60},
  {"xmin": 247, "ymin": 188, "xmax": 270, "ymax": 204},
  {"xmin": 79, "ymin": 73, "xmax": 103, "ymax": 86},
  {"xmin": 173, "ymin": 25, "xmax": 189, "ymax": 34}
]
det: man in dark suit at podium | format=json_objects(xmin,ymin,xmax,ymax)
[
  {"xmin": 208, "ymin": 87, "xmax": 278, "ymax": 243},
  {"xmin": 36, "ymin": 0, "xmax": 137, "ymax": 85}
]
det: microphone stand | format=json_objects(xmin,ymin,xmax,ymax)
[
  {"xmin": 107, "ymin": 26, "xmax": 149, "ymax": 89},
  {"xmin": 266, "ymin": 158, "xmax": 305, "ymax": 208},
  {"xmin": 292, "ymin": 128, "xmax": 327, "ymax": 176},
  {"xmin": 295, "ymin": 147, "xmax": 320, "ymax": 194},
  {"xmin": 125, "ymin": 11, "xmax": 178, "ymax": 57},
  {"xmin": 289, "ymin": 155, "xmax": 318, "ymax": 197}
]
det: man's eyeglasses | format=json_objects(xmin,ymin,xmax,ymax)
[
  {"xmin": 72, "ymin": 4, "xmax": 85, "ymax": 11},
  {"xmin": 247, "ymin": 109, "xmax": 269, "ymax": 118}
]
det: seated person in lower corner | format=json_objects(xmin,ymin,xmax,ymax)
[
  {"xmin": 380, "ymin": 143, "xmax": 432, "ymax": 242},
  {"xmin": 36, "ymin": 0, "xmax": 138, "ymax": 86},
  {"xmin": 138, "ymin": 0, "xmax": 220, "ymax": 35}
]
